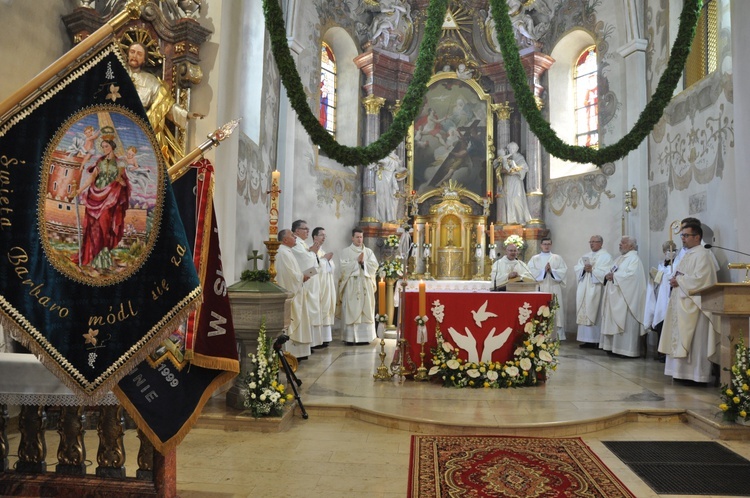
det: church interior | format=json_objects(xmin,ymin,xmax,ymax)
[{"xmin": 2, "ymin": 0, "xmax": 750, "ymax": 496}]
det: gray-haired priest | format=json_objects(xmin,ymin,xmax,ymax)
[{"xmin": 276, "ymin": 229, "xmax": 313, "ymax": 359}]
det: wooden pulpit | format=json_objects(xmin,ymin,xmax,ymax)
[{"xmin": 693, "ymin": 283, "xmax": 750, "ymax": 385}]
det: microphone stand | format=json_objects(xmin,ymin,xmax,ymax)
[{"xmin": 705, "ymin": 244, "xmax": 750, "ymax": 258}]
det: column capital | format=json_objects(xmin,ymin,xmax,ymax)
[
  {"xmin": 492, "ymin": 101, "xmax": 513, "ymax": 121},
  {"xmin": 362, "ymin": 95, "xmax": 386, "ymax": 115}
]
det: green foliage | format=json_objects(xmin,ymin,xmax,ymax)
[
  {"xmin": 241, "ymin": 269, "xmax": 271, "ymax": 282},
  {"xmin": 263, "ymin": 0, "xmax": 703, "ymax": 167}
]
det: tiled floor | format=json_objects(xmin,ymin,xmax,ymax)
[{"xmin": 181, "ymin": 340, "xmax": 750, "ymax": 497}]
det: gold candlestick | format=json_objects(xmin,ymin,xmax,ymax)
[
  {"xmin": 414, "ymin": 341, "xmax": 428, "ymax": 381},
  {"xmin": 263, "ymin": 239, "xmax": 281, "ymax": 283},
  {"xmin": 373, "ymin": 337, "xmax": 393, "ymax": 380}
]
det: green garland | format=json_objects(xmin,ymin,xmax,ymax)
[
  {"xmin": 489, "ymin": 0, "xmax": 703, "ymax": 165},
  {"xmin": 264, "ymin": 0, "xmax": 702, "ymax": 167},
  {"xmin": 263, "ymin": 0, "xmax": 448, "ymax": 166}
]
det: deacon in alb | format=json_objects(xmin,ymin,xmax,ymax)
[
  {"xmin": 574, "ymin": 235, "xmax": 613, "ymax": 348},
  {"xmin": 275, "ymin": 229, "xmax": 313, "ymax": 359},
  {"xmin": 600, "ymin": 236, "xmax": 647, "ymax": 357},
  {"xmin": 338, "ymin": 228, "xmax": 379, "ymax": 344},
  {"xmin": 527, "ymin": 237, "xmax": 568, "ymax": 340}
]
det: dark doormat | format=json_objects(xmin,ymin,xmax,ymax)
[{"xmin": 603, "ymin": 441, "xmax": 750, "ymax": 496}]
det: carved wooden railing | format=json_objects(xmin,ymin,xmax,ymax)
[{"xmin": 0, "ymin": 403, "xmax": 175, "ymax": 497}]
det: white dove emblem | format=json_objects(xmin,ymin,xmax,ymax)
[{"xmin": 471, "ymin": 300, "xmax": 498, "ymax": 327}]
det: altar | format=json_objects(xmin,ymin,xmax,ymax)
[{"xmin": 401, "ymin": 289, "xmax": 552, "ymax": 369}]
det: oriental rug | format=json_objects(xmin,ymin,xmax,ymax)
[{"xmin": 408, "ymin": 435, "xmax": 635, "ymax": 498}]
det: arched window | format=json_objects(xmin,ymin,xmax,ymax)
[
  {"xmin": 319, "ymin": 42, "xmax": 337, "ymax": 137},
  {"xmin": 574, "ymin": 46, "xmax": 598, "ymax": 148},
  {"xmin": 684, "ymin": 0, "xmax": 717, "ymax": 88}
]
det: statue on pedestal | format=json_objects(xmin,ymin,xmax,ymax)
[{"xmin": 494, "ymin": 142, "xmax": 531, "ymax": 225}]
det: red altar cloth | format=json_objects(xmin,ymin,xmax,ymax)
[{"xmin": 402, "ymin": 291, "xmax": 552, "ymax": 367}]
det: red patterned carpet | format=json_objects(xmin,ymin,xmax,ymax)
[{"xmin": 408, "ymin": 435, "xmax": 635, "ymax": 497}]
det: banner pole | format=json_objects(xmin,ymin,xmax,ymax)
[{"xmin": 0, "ymin": 1, "xmax": 143, "ymax": 124}]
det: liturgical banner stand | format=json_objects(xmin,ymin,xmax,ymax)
[{"xmin": 694, "ymin": 283, "xmax": 750, "ymax": 385}]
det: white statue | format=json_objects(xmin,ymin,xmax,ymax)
[
  {"xmin": 370, "ymin": 0, "xmax": 412, "ymax": 49},
  {"xmin": 493, "ymin": 142, "xmax": 532, "ymax": 225},
  {"xmin": 368, "ymin": 151, "xmax": 406, "ymax": 223}
]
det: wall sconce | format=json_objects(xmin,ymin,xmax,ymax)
[{"xmin": 624, "ymin": 185, "xmax": 638, "ymax": 212}]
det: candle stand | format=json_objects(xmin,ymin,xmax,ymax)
[
  {"xmin": 414, "ymin": 341, "xmax": 429, "ymax": 381},
  {"xmin": 263, "ymin": 239, "xmax": 281, "ymax": 283}
]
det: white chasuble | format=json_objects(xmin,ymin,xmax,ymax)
[
  {"xmin": 600, "ymin": 250, "xmax": 646, "ymax": 357},
  {"xmin": 338, "ymin": 244, "xmax": 379, "ymax": 343}
]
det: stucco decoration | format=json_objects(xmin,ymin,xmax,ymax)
[
  {"xmin": 237, "ymin": 132, "xmax": 268, "ymax": 206},
  {"xmin": 689, "ymin": 191, "xmax": 707, "ymax": 215},
  {"xmin": 307, "ymin": 151, "xmax": 359, "ymax": 219},
  {"xmin": 648, "ymin": 181, "xmax": 668, "ymax": 231},
  {"xmin": 656, "ymin": 103, "xmax": 734, "ymax": 192},
  {"xmin": 261, "ymin": 31, "xmax": 280, "ymax": 175},
  {"xmin": 547, "ymin": 162, "xmax": 616, "ymax": 216},
  {"xmin": 645, "ymin": 0, "xmax": 669, "ymax": 92}
]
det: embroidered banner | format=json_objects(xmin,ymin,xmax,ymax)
[
  {"xmin": 115, "ymin": 160, "xmax": 239, "ymax": 453},
  {"xmin": 0, "ymin": 43, "xmax": 202, "ymax": 401}
]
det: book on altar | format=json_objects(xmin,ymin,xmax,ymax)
[
  {"xmin": 507, "ymin": 281, "xmax": 540, "ymax": 292},
  {"xmin": 303, "ymin": 266, "xmax": 318, "ymax": 278}
]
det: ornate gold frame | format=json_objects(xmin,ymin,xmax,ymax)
[{"xmin": 407, "ymin": 72, "xmax": 495, "ymax": 205}]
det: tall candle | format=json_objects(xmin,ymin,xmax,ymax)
[
  {"xmin": 378, "ymin": 279, "xmax": 386, "ymax": 315},
  {"xmin": 477, "ymin": 224, "xmax": 483, "ymax": 242},
  {"xmin": 269, "ymin": 170, "xmax": 281, "ymax": 239},
  {"xmin": 413, "ymin": 221, "xmax": 418, "ymax": 241},
  {"xmin": 418, "ymin": 281, "xmax": 426, "ymax": 317},
  {"xmin": 425, "ymin": 222, "xmax": 430, "ymax": 244},
  {"xmin": 490, "ymin": 223, "xmax": 495, "ymax": 244}
]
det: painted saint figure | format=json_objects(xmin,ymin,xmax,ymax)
[{"xmin": 72, "ymin": 136, "xmax": 131, "ymax": 269}]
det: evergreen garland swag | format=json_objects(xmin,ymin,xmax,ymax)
[{"xmin": 263, "ymin": 0, "xmax": 703, "ymax": 167}]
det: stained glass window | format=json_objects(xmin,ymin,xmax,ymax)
[
  {"xmin": 320, "ymin": 42, "xmax": 336, "ymax": 137},
  {"xmin": 574, "ymin": 46, "xmax": 598, "ymax": 148}
]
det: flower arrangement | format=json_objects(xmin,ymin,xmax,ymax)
[
  {"xmin": 383, "ymin": 234, "xmax": 400, "ymax": 248},
  {"xmin": 244, "ymin": 318, "xmax": 293, "ymax": 418},
  {"xmin": 718, "ymin": 338, "xmax": 750, "ymax": 423},
  {"xmin": 429, "ymin": 300, "xmax": 559, "ymax": 388},
  {"xmin": 378, "ymin": 257, "xmax": 404, "ymax": 279},
  {"xmin": 503, "ymin": 235, "xmax": 525, "ymax": 250}
]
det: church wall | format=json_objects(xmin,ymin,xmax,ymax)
[
  {"xmin": 542, "ymin": 0, "xmax": 634, "ymax": 335},
  {"xmin": 645, "ymin": 0, "xmax": 737, "ymax": 281}
]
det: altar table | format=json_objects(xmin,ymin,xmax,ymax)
[{"xmin": 402, "ymin": 291, "xmax": 552, "ymax": 368}]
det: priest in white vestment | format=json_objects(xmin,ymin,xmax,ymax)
[
  {"xmin": 574, "ymin": 235, "xmax": 613, "ymax": 347},
  {"xmin": 291, "ymin": 220, "xmax": 323, "ymax": 348},
  {"xmin": 600, "ymin": 236, "xmax": 647, "ymax": 357},
  {"xmin": 527, "ymin": 238, "xmax": 568, "ymax": 340},
  {"xmin": 490, "ymin": 243, "xmax": 534, "ymax": 288},
  {"xmin": 312, "ymin": 226, "xmax": 335, "ymax": 345},
  {"xmin": 338, "ymin": 228, "xmax": 379, "ymax": 344},
  {"xmin": 658, "ymin": 223, "xmax": 718, "ymax": 383},
  {"xmin": 275, "ymin": 229, "xmax": 312, "ymax": 359}
]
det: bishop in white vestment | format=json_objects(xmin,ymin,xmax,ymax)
[
  {"xmin": 338, "ymin": 229, "xmax": 379, "ymax": 343},
  {"xmin": 658, "ymin": 224, "xmax": 718, "ymax": 383},
  {"xmin": 600, "ymin": 236, "xmax": 647, "ymax": 357},
  {"xmin": 275, "ymin": 230, "xmax": 313, "ymax": 359},
  {"xmin": 574, "ymin": 235, "xmax": 613, "ymax": 346},
  {"xmin": 527, "ymin": 238, "xmax": 568, "ymax": 340}
]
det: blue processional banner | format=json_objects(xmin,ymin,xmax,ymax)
[{"xmin": 0, "ymin": 43, "xmax": 202, "ymax": 401}]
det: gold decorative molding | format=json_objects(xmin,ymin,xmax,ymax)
[
  {"xmin": 389, "ymin": 99, "xmax": 401, "ymax": 117},
  {"xmin": 492, "ymin": 101, "xmax": 513, "ymax": 121},
  {"xmin": 534, "ymin": 95, "xmax": 545, "ymax": 110},
  {"xmin": 362, "ymin": 95, "xmax": 386, "ymax": 115}
]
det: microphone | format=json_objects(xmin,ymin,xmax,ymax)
[
  {"xmin": 273, "ymin": 333, "xmax": 290, "ymax": 351},
  {"xmin": 704, "ymin": 244, "xmax": 750, "ymax": 258}
]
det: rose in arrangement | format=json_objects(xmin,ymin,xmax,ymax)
[{"xmin": 503, "ymin": 234, "xmax": 525, "ymax": 250}]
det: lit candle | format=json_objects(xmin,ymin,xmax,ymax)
[
  {"xmin": 269, "ymin": 170, "xmax": 281, "ymax": 239},
  {"xmin": 425, "ymin": 222, "xmax": 430, "ymax": 244},
  {"xmin": 490, "ymin": 223, "xmax": 495, "ymax": 245},
  {"xmin": 486, "ymin": 191, "xmax": 492, "ymax": 198},
  {"xmin": 378, "ymin": 279, "xmax": 386, "ymax": 315},
  {"xmin": 418, "ymin": 280, "xmax": 426, "ymax": 317}
]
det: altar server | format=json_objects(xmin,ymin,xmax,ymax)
[
  {"xmin": 528, "ymin": 238, "xmax": 568, "ymax": 340},
  {"xmin": 312, "ymin": 226, "xmax": 335, "ymax": 346},
  {"xmin": 643, "ymin": 240, "xmax": 677, "ymax": 360},
  {"xmin": 276, "ymin": 229, "xmax": 313, "ymax": 359}
]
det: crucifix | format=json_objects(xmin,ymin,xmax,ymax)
[{"xmin": 247, "ymin": 249, "xmax": 264, "ymax": 270}]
